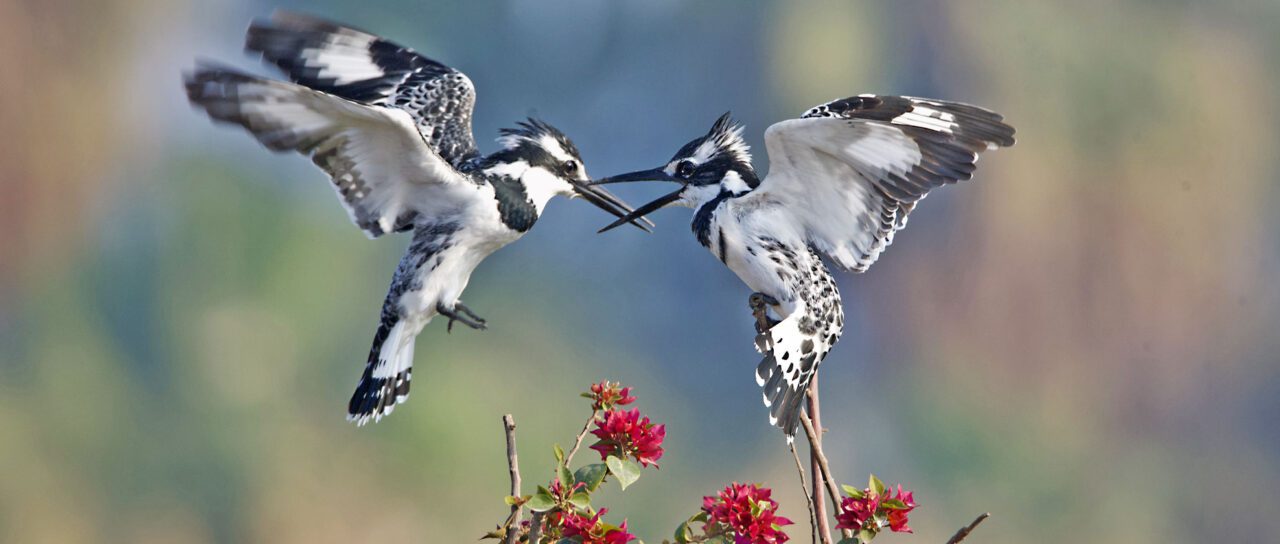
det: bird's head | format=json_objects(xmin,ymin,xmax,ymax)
[
  {"xmin": 592, "ymin": 113, "xmax": 759, "ymax": 233},
  {"xmin": 483, "ymin": 118, "xmax": 651, "ymax": 231}
]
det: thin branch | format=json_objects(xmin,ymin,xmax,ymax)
[
  {"xmin": 799, "ymin": 412, "xmax": 842, "ymax": 511},
  {"xmin": 527, "ymin": 511, "xmax": 544, "ymax": 544},
  {"xmin": 503, "ymin": 415, "xmax": 522, "ymax": 544},
  {"xmin": 804, "ymin": 376, "xmax": 853, "ymax": 540},
  {"xmin": 564, "ymin": 409, "xmax": 599, "ymax": 465},
  {"xmin": 789, "ymin": 441, "xmax": 819, "ymax": 544},
  {"xmin": 945, "ymin": 513, "xmax": 990, "ymax": 544},
  {"xmin": 804, "ymin": 376, "xmax": 839, "ymax": 543}
]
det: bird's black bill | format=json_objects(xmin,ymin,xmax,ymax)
[
  {"xmin": 571, "ymin": 181, "xmax": 655, "ymax": 232},
  {"xmin": 590, "ymin": 167, "xmax": 677, "ymax": 185},
  {"xmin": 596, "ymin": 187, "xmax": 684, "ymax": 234}
]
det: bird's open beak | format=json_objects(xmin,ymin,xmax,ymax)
[
  {"xmin": 569, "ymin": 180, "xmax": 655, "ymax": 232},
  {"xmin": 590, "ymin": 167, "xmax": 684, "ymax": 233}
]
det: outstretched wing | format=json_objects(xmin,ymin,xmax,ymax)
[
  {"xmin": 759, "ymin": 95, "xmax": 1015, "ymax": 272},
  {"xmin": 184, "ymin": 64, "xmax": 476, "ymax": 238},
  {"xmin": 246, "ymin": 10, "xmax": 479, "ymax": 168}
]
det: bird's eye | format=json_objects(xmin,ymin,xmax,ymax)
[
  {"xmin": 675, "ymin": 160, "xmax": 695, "ymax": 178},
  {"xmin": 562, "ymin": 160, "xmax": 579, "ymax": 174}
]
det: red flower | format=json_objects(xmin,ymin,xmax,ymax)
[
  {"xmin": 587, "ymin": 381, "xmax": 637, "ymax": 411},
  {"xmin": 702, "ymin": 483, "xmax": 793, "ymax": 544},
  {"xmin": 589, "ymin": 408, "xmax": 665, "ymax": 467},
  {"xmin": 835, "ymin": 490, "xmax": 881, "ymax": 531},
  {"xmin": 884, "ymin": 486, "xmax": 916, "ymax": 533},
  {"xmin": 561, "ymin": 508, "xmax": 636, "ymax": 544},
  {"xmin": 835, "ymin": 483, "xmax": 918, "ymax": 534}
]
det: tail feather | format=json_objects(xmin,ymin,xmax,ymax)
[
  {"xmin": 347, "ymin": 316, "xmax": 415, "ymax": 425},
  {"xmin": 755, "ymin": 313, "xmax": 822, "ymax": 440}
]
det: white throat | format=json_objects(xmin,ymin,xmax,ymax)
[{"xmin": 678, "ymin": 184, "xmax": 722, "ymax": 209}]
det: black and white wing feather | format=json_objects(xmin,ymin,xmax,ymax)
[
  {"xmin": 246, "ymin": 10, "xmax": 479, "ymax": 168},
  {"xmin": 760, "ymin": 95, "xmax": 1015, "ymax": 272},
  {"xmin": 184, "ymin": 65, "xmax": 475, "ymax": 237}
]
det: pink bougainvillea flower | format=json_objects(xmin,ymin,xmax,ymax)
[
  {"xmin": 884, "ymin": 486, "xmax": 917, "ymax": 533},
  {"xmin": 561, "ymin": 508, "xmax": 636, "ymax": 544},
  {"xmin": 589, "ymin": 408, "xmax": 665, "ymax": 467},
  {"xmin": 835, "ymin": 490, "xmax": 881, "ymax": 531},
  {"xmin": 587, "ymin": 381, "xmax": 637, "ymax": 410},
  {"xmin": 702, "ymin": 483, "xmax": 793, "ymax": 544}
]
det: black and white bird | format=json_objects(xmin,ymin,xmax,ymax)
[
  {"xmin": 595, "ymin": 95, "xmax": 1015, "ymax": 437},
  {"xmin": 184, "ymin": 11, "xmax": 650, "ymax": 425}
]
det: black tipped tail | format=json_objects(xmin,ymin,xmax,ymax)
[
  {"xmin": 347, "ymin": 316, "xmax": 414, "ymax": 426},
  {"xmin": 757, "ymin": 354, "xmax": 807, "ymax": 439}
]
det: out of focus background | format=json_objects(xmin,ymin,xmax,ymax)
[{"xmin": 3, "ymin": 0, "xmax": 1278, "ymax": 542}]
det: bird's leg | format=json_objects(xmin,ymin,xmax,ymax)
[
  {"xmin": 455, "ymin": 302, "xmax": 487, "ymax": 326},
  {"xmin": 438, "ymin": 302, "xmax": 487, "ymax": 333},
  {"xmin": 749, "ymin": 292, "xmax": 781, "ymax": 335}
]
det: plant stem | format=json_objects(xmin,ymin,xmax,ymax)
[
  {"xmin": 945, "ymin": 513, "xmax": 991, "ymax": 544},
  {"xmin": 789, "ymin": 441, "xmax": 819, "ymax": 544},
  {"xmin": 564, "ymin": 409, "xmax": 598, "ymax": 465},
  {"xmin": 503, "ymin": 415, "xmax": 522, "ymax": 544},
  {"xmin": 804, "ymin": 375, "xmax": 837, "ymax": 544}
]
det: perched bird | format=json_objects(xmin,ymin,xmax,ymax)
[
  {"xmin": 184, "ymin": 11, "xmax": 651, "ymax": 425},
  {"xmin": 595, "ymin": 95, "xmax": 1014, "ymax": 437}
]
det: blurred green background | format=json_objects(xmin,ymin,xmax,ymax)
[{"xmin": 3, "ymin": 0, "xmax": 1279, "ymax": 542}]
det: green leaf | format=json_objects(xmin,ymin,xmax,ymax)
[
  {"xmin": 868, "ymin": 474, "xmax": 886, "ymax": 496},
  {"xmin": 858, "ymin": 528, "xmax": 877, "ymax": 543},
  {"xmin": 568, "ymin": 491, "xmax": 591, "ymax": 510},
  {"xmin": 842, "ymin": 484, "xmax": 864, "ymax": 499},
  {"xmin": 574, "ymin": 463, "xmax": 608, "ymax": 492},
  {"xmin": 836, "ymin": 539, "xmax": 859, "ymax": 544},
  {"xmin": 504, "ymin": 495, "xmax": 530, "ymax": 506},
  {"xmin": 606, "ymin": 455, "xmax": 642, "ymax": 490},
  {"xmin": 554, "ymin": 444, "xmax": 566, "ymax": 465},
  {"xmin": 690, "ymin": 511, "xmax": 709, "ymax": 523},
  {"xmin": 674, "ymin": 520, "xmax": 692, "ymax": 543},
  {"xmin": 880, "ymin": 498, "xmax": 907, "ymax": 510},
  {"xmin": 559, "ymin": 464, "xmax": 574, "ymax": 489},
  {"xmin": 527, "ymin": 486, "xmax": 557, "ymax": 512},
  {"xmin": 705, "ymin": 536, "xmax": 734, "ymax": 544}
]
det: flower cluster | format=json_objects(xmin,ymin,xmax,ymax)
[
  {"xmin": 585, "ymin": 381, "xmax": 637, "ymax": 411},
  {"xmin": 702, "ymin": 483, "xmax": 793, "ymax": 544},
  {"xmin": 559, "ymin": 508, "xmax": 637, "ymax": 544},
  {"xmin": 835, "ymin": 476, "xmax": 917, "ymax": 539},
  {"xmin": 589, "ymin": 408, "xmax": 666, "ymax": 467}
]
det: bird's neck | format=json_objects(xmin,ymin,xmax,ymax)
[{"xmin": 480, "ymin": 161, "xmax": 556, "ymax": 233}]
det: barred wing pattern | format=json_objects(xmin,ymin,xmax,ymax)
[
  {"xmin": 760, "ymin": 95, "xmax": 1016, "ymax": 272},
  {"xmin": 184, "ymin": 66, "xmax": 475, "ymax": 238},
  {"xmin": 247, "ymin": 10, "xmax": 479, "ymax": 168}
]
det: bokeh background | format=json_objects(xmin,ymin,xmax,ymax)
[{"xmin": 3, "ymin": 0, "xmax": 1279, "ymax": 542}]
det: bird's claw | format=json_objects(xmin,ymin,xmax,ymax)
[
  {"xmin": 748, "ymin": 292, "xmax": 780, "ymax": 335},
  {"xmin": 439, "ymin": 302, "xmax": 487, "ymax": 333}
]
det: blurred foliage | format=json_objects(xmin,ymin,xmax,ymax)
[{"xmin": 2, "ymin": 0, "xmax": 1279, "ymax": 542}]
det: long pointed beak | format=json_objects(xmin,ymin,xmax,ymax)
[
  {"xmin": 591, "ymin": 167, "xmax": 677, "ymax": 185},
  {"xmin": 596, "ymin": 187, "xmax": 684, "ymax": 234},
  {"xmin": 570, "ymin": 180, "xmax": 655, "ymax": 232},
  {"xmin": 590, "ymin": 167, "xmax": 685, "ymax": 234}
]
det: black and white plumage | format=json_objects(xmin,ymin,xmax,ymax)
[
  {"xmin": 184, "ymin": 11, "xmax": 650, "ymax": 425},
  {"xmin": 596, "ymin": 95, "xmax": 1015, "ymax": 437}
]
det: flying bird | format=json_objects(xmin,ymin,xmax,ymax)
[
  {"xmin": 184, "ymin": 11, "xmax": 651, "ymax": 425},
  {"xmin": 594, "ymin": 95, "xmax": 1014, "ymax": 437}
]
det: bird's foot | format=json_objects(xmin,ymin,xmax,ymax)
[
  {"xmin": 439, "ymin": 302, "xmax": 487, "ymax": 333},
  {"xmin": 748, "ymin": 292, "xmax": 780, "ymax": 335}
]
